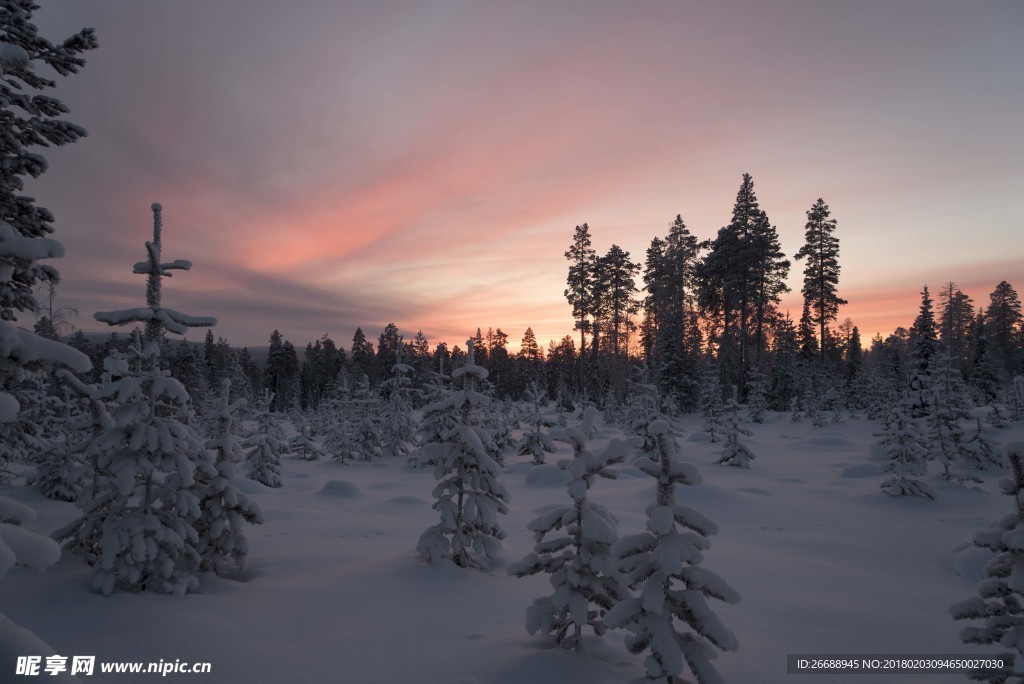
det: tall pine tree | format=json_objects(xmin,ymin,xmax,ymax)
[
  {"xmin": 986, "ymin": 281, "xmax": 1022, "ymax": 377},
  {"xmin": 908, "ymin": 285, "xmax": 939, "ymax": 417},
  {"xmin": 794, "ymin": 198, "xmax": 846, "ymax": 363},
  {"xmin": 565, "ymin": 223, "xmax": 596, "ymax": 398},
  {"xmin": 699, "ymin": 173, "xmax": 789, "ymax": 394}
]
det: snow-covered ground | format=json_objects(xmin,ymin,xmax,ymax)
[{"xmin": 4, "ymin": 411, "xmax": 1020, "ymax": 683}]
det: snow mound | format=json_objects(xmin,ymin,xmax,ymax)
[
  {"xmin": 0, "ymin": 614, "xmax": 81, "ymax": 683},
  {"xmin": 524, "ymin": 464, "xmax": 570, "ymax": 487},
  {"xmin": 839, "ymin": 463, "xmax": 880, "ymax": 478},
  {"xmin": 506, "ymin": 461, "xmax": 535, "ymax": 475},
  {"xmin": 317, "ymin": 480, "xmax": 363, "ymax": 499}
]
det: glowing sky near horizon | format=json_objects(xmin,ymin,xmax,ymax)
[{"xmin": 27, "ymin": 0, "xmax": 1024, "ymax": 352}]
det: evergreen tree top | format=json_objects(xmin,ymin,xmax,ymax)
[
  {"xmin": 93, "ymin": 205, "xmax": 216, "ymax": 342},
  {"xmin": 0, "ymin": 3, "xmax": 97, "ymax": 319}
]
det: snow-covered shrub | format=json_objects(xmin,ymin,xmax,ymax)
[
  {"xmin": 290, "ymin": 418, "xmax": 324, "ymax": 461},
  {"xmin": 379, "ymin": 345, "xmax": 416, "ymax": 458},
  {"xmin": 877, "ymin": 397, "xmax": 934, "ymax": 500},
  {"xmin": 717, "ymin": 400, "xmax": 755, "ymax": 468},
  {"xmin": 243, "ymin": 391, "xmax": 285, "ymax": 488},
  {"xmin": 56, "ymin": 341, "xmax": 213, "ymax": 595},
  {"xmin": 606, "ymin": 420, "xmax": 740, "ymax": 683},
  {"xmin": 509, "ymin": 428, "xmax": 637, "ymax": 650},
  {"xmin": 951, "ymin": 442, "xmax": 1024, "ymax": 680},
  {"xmin": 196, "ymin": 379, "xmax": 263, "ymax": 573},
  {"xmin": 518, "ymin": 381, "xmax": 555, "ymax": 464},
  {"xmin": 416, "ymin": 340, "xmax": 509, "ymax": 570},
  {"xmin": 962, "ymin": 418, "xmax": 1002, "ymax": 471},
  {"xmin": 745, "ymin": 366, "xmax": 768, "ymax": 423},
  {"xmin": 699, "ymin": 365, "xmax": 725, "ymax": 442}
]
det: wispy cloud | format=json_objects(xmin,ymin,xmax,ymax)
[{"xmin": 28, "ymin": 0, "xmax": 1024, "ymax": 351}]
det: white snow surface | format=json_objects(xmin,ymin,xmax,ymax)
[{"xmin": 1, "ymin": 412, "xmax": 1020, "ymax": 683}]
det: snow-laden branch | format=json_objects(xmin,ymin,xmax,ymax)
[
  {"xmin": 94, "ymin": 307, "xmax": 217, "ymax": 335},
  {"xmin": 0, "ymin": 221, "xmax": 64, "ymax": 261},
  {"xmin": 0, "ymin": 319, "xmax": 91, "ymax": 420}
]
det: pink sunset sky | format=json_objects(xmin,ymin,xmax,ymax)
[{"xmin": 29, "ymin": 0, "xmax": 1024, "ymax": 352}]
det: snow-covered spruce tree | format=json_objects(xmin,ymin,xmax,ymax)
[
  {"xmin": 803, "ymin": 374, "xmax": 826, "ymax": 428},
  {"xmin": 45, "ymin": 368, "xmax": 112, "ymax": 518},
  {"xmin": 94, "ymin": 205, "xmax": 216, "ymax": 345},
  {"xmin": 788, "ymin": 395, "xmax": 805, "ymax": 423},
  {"xmin": 59, "ymin": 205, "xmax": 217, "ymax": 595},
  {"xmin": 745, "ymin": 365, "xmax": 768, "ymax": 423},
  {"xmin": 877, "ymin": 395, "xmax": 934, "ymax": 500},
  {"xmin": 243, "ymin": 390, "xmax": 284, "ymax": 488},
  {"xmin": 623, "ymin": 365, "xmax": 664, "ymax": 453},
  {"xmin": 968, "ymin": 310, "xmax": 1002, "ymax": 406},
  {"xmin": 196, "ymin": 379, "xmax": 262, "ymax": 573},
  {"xmin": 0, "ymin": 387, "xmax": 47, "ymax": 482},
  {"xmin": 518, "ymin": 380, "xmax": 555, "ymax": 464},
  {"xmin": 699, "ymin": 363, "xmax": 725, "ymax": 442},
  {"xmin": 322, "ymin": 376, "xmax": 356, "ymax": 463},
  {"xmin": 416, "ymin": 339, "xmax": 509, "ymax": 570},
  {"xmin": 483, "ymin": 398, "xmax": 517, "ymax": 465},
  {"xmin": 379, "ymin": 341, "xmax": 416, "ymax": 459},
  {"xmin": 988, "ymin": 403, "xmax": 1009, "ymax": 429},
  {"xmin": 602, "ymin": 387, "xmax": 623, "ymax": 426},
  {"xmin": 817, "ymin": 368, "xmax": 846, "ymax": 426},
  {"xmin": 0, "ymin": 0, "xmax": 94, "ymax": 478},
  {"xmin": 325, "ymin": 415, "xmax": 357, "ymax": 464},
  {"xmin": 606, "ymin": 419, "xmax": 740, "ymax": 683},
  {"xmin": 472, "ymin": 382, "xmax": 513, "ymax": 467},
  {"xmin": 717, "ymin": 399, "xmax": 755, "ymax": 468},
  {"xmin": 290, "ymin": 417, "xmax": 324, "ymax": 461},
  {"xmin": 15, "ymin": 374, "xmax": 63, "ymax": 446},
  {"xmin": 917, "ymin": 350, "xmax": 975, "ymax": 484},
  {"xmin": 30, "ymin": 383, "xmax": 89, "ymax": 501},
  {"xmin": 1012, "ymin": 377, "xmax": 1024, "ymax": 423},
  {"xmin": 0, "ymin": 2, "xmax": 96, "ymax": 320},
  {"xmin": 907, "ymin": 285, "xmax": 939, "ymax": 418},
  {"xmin": 57, "ymin": 338, "xmax": 211, "ymax": 595},
  {"xmin": 856, "ymin": 366, "xmax": 892, "ymax": 422},
  {"xmin": 346, "ymin": 374, "xmax": 381, "ymax": 461},
  {"xmin": 950, "ymin": 442, "xmax": 1024, "ymax": 681},
  {"xmin": 509, "ymin": 428, "xmax": 638, "ymax": 651},
  {"xmin": 410, "ymin": 356, "xmax": 453, "ymax": 466},
  {"xmin": 580, "ymin": 404, "xmax": 600, "ymax": 439},
  {"xmin": 768, "ymin": 316, "xmax": 801, "ymax": 412},
  {"xmin": 962, "ymin": 417, "xmax": 1002, "ymax": 471}
]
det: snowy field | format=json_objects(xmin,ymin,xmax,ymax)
[{"xmin": 4, "ymin": 410, "xmax": 1021, "ymax": 684}]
